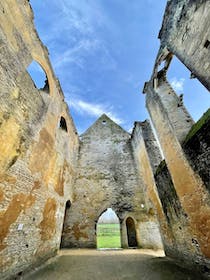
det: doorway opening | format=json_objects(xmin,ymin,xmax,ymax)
[
  {"xmin": 60, "ymin": 200, "xmax": 71, "ymax": 248},
  {"xmin": 97, "ymin": 208, "xmax": 121, "ymax": 249},
  {"xmin": 126, "ymin": 217, "xmax": 138, "ymax": 248}
]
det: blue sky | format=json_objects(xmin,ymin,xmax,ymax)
[{"xmin": 30, "ymin": 0, "xmax": 210, "ymax": 134}]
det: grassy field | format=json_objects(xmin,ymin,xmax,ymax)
[{"xmin": 97, "ymin": 223, "xmax": 121, "ymax": 249}]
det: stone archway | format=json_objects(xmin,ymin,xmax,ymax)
[
  {"xmin": 96, "ymin": 208, "xmax": 121, "ymax": 249},
  {"xmin": 126, "ymin": 217, "xmax": 137, "ymax": 248}
]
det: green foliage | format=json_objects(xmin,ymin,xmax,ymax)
[
  {"xmin": 183, "ymin": 108, "xmax": 210, "ymax": 144},
  {"xmin": 155, "ymin": 159, "xmax": 166, "ymax": 176},
  {"xmin": 97, "ymin": 224, "xmax": 121, "ymax": 249}
]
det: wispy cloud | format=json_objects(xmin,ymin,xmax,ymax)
[
  {"xmin": 40, "ymin": 0, "xmax": 117, "ymax": 73},
  {"xmin": 67, "ymin": 97, "xmax": 124, "ymax": 125},
  {"xmin": 53, "ymin": 39, "xmax": 101, "ymax": 69},
  {"xmin": 170, "ymin": 77, "xmax": 185, "ymax": 93}
]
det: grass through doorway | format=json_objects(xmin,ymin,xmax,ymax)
[{"xmin": 97, "ymin": 223, "xmax": 121, "ymax": 249}]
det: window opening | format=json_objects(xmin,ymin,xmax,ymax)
[
  {"xmin": 60, "ymin": 116, "xmax": 68, "ymax": 132},
  {"xmin": 204, "ymin": 40, "xmax": 210, "ymax": 49},
  {"xmin": 27, "ymin": 60, "xmax": 49, "ymax": 94}
]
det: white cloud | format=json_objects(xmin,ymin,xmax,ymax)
[
  {"xmin": 170, "ymin": 77, "xmax": 185, "ymax": 93},
  {"xmin": 42, "ymin": 0, "xmax": 110, "ymax": 43},
  {"xmin": 98, "ymin": 208, "xmax": 119, "ymax": 223},
  {"xmin": 67, "ymin": 97, "xmax": 124, "ymax": 125},
  {"xmin": 56, "ymin": 0, "xmax": 108, "ymax": 34}
]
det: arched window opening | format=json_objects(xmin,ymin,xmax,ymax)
[
  {"xmin": 126, "ymin": 217, "xmax": 137, "ymax": 248},
  {"xmin": 27, "ymin": 60, "xmax": 49, "ymax": 94},
  {"xmin": 59, "ymin": 116, "xmax": 68, "ymax": 132},
  {"xmin": 60, "ymin": 200, "xmax": 71, "ymax": 248},
  {"xmin": 167, "ymin": 56, "xmax": 210, "ymax": 122},
  {"xmin": 96, "ymin": 208, "xmax": 121, "ymax": 249}
]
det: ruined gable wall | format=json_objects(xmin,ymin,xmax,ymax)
[
  {"xmin": 61, "ymin": 115, "xmax": 157, "ymax": 249},
  {"xmin": 0, "ymin": 1, "xmax": 79, "ymax": 279}
]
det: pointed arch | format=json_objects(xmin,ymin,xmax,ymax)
[{"xmin": 96, "ymin": 208, "xmax": 121, "ymax": 249}]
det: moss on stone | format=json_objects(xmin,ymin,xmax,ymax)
[
  {"xmin": 183, "ymin": 108, "xmax": 210, "ymax": 144},
  {"xmin": 155, "ymin": 160, "xmax": 166, "ymax": 176}
]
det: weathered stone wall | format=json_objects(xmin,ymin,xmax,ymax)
[
  {"xmin": 145, "ymin": 79, "xmax": 210, "ymax": 275},
  {"xmin": 154, "ymin": 111, "xmax": 210, "ymax": 274},
  {"xmin": 131, "ymin": 121, "xmax": 166, "ymax": 251},
  {"xmin": 158, "ymin": 0, "xmax": 210, "ymax": 91},
  {"xmin": 61, "ymin": 115, "xmax": 162, "ymax": 249},
  {"xmin": 0, "ymin": 1, "xmax": 79, "ymax": 279},
  {"xmin": 144, "ymin": 17, "xmax": 210, "ymax": 271},
  {"xmin": 1, "ymin": 0, "xmax": 210, "ymax": 279},
  {"xmin": 182, "ymin": 109, "xmax": 210, "ymax": 192},
  {"xmin": 154, "ymin": 162, "xmax": 201, "ymax": 262},
  {"xmin": 143, "ymin": 2, "xmax": 210, "ymax": 272}
]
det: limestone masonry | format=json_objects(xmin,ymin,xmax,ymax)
[{"xmin": 0, "ymin": 0, "xmax": 209, "ymax": 279}]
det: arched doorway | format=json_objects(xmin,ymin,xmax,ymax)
[
  {"xmin": 60, "ymin": 200, "xmax": 71, "ymax": 248},
  {"xmin": 126, "ymin": 217, "xmax": 137, "ymax": 248},
  {"xmin": 96, "ymin": 208, "xmax": 121, "ymax": 249}
]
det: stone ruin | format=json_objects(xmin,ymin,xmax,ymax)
[{"xmin": 0, "ymin": 0, "xmax": 209, "ymax": 279}]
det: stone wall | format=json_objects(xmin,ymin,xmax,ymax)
[
  {"xmin": 61, "ymin": 115, "xmax": 163, "ymax": 249},
  {"xmin": 1, "ymin": 0, "xmax": 210, "ymax": 279},
  {"xmin": 154, "ymin": 162, "xmax": 200, "ymax": 261},
  {"xmin": 154, "ymin": 110, "xmax": 210, "ymax": 273},
  {"xmin": 144, "ymin": 0, "xmax": 210, "ymax": 271},
  {"xmin": 182, "ymin": 109, "xmax": 210, "ymax": 192},
  {"xmin": 158, "ymin": 0, "xmax": 210, "ymax": 91},
  {"xmin": 131, "ymin": 120, "xmax": 167, "ymax": 251},
  {"xmin": 145, "ymin": 77, "xmax": 210, "ymax": 275},
  {"xmin": 0, "ymin": 1, "xmax": 79, "ymax": 279}
]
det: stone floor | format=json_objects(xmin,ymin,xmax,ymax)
[{"xmin": 23, "ymin": 249, "xmax": 203, "ymax": 280}]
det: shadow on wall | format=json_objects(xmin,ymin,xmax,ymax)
[
  {"xmin": 126, "ymin": 217, "xmax": 138, "ymax": 248},
  {"xmin": 60, "ymin": 200, "xmax": 71, "ymax": 248}
]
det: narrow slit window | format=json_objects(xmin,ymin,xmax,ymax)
[{"xmin": 60, "ymin": 116, "xmax": 68, "ymax": 132}]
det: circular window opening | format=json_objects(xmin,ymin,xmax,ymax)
[{"xmin": 102, "ymin": 120, "xmax": 106, "ymax": 125}]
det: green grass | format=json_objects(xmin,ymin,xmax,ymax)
[{"xmin": 97, "ymin": 223, "xmax": 121, "ymax": 249}]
